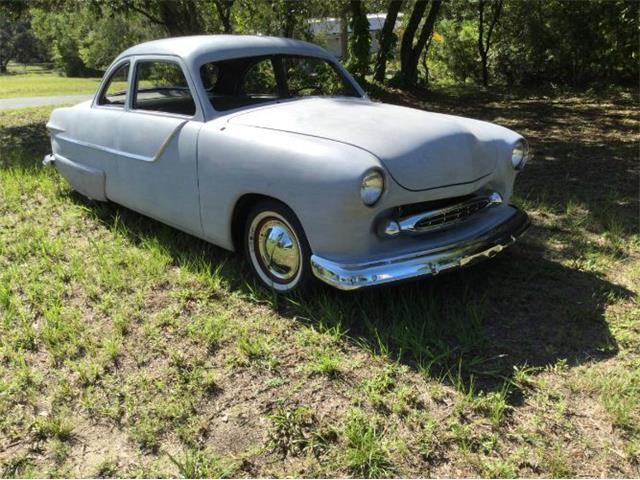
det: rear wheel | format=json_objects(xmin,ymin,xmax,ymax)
[{"xmin": 244, "ymin": 200, "xmax": 313, "ymax": 293}]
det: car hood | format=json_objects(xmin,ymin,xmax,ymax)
[{"xmin": 228, "ymin": 97, "xmax": 507, "ymax": 191}]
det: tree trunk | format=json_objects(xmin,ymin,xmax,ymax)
[
  {"xmin": 480, "ymin": 52, "xmax": 489, "ymax": 86},
  {"xmin": 214, "ymin": 0, "xmax": 234, "ymax": 33},
  {"xmin": 347, "ymin": 0, "xmax": 371, "ymax": 82},
  {"xmin": 478, "ymin": 0, "xmax": 487, "ymax": 86},
  {"xmin": 400, "ymin": 0, "xmax": 428, "ymax": 78},
  {"xmin": 373, "ymin": 0, "xmax": 403, "ymax": 83},
  {"xmin": 477, "ymin": 0, "xmax": 503, "ymax": 87},
  {"xmin": 340, "ymin": 5, "xmax": 349, "ymax": 60},
  {"xmin": 282, "ymin": 0, "xmax": 296, "ymax": 38},
  {"xmin": 400, "ymin": 0, "xmax": 442, "ymax": 86}
]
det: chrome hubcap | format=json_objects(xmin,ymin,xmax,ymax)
[{"xmin": 255, "ymin": 219, "xmax": 300, "ymax": 282}]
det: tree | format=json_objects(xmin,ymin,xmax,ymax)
[
  {"xmin": 477, "ymin": 0, "xmax": 502, "ymax": 87},
  {"xmin": 373, "ymin": 0, "xmax": 403, "ymax": 82},
  {"xmin": 399, "ymin": 0, "xmax": 442, "ymax": 86},
  {"xmin": 115, "ymin": 0, "xmax": 206, "ymax": 36},
  {"xmin": 0, "ymin": 17, "xmax": 23, "ymax": 72},
  {"xmin": 347, "ymin": 0, "xmax": 371, "ymax": 82},
  {"xmin": 233, "ymin": 0, "xmax": 338, "ymax": 39},
  {"xmin": 214, "ymin": 0, "xmax": 234, "ymax": 33},
  {"xmin": 0, "ymin": 0, "xmax": 39, "ymax": 72}
]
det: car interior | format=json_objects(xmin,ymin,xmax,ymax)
[{"xmin": 200, "ymin": 54, "xmax": 359, "ymax": 112}]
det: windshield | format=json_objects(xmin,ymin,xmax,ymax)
[{"xmin": 200, "ymin": 54, "xmax": 360, "ymax": 112}]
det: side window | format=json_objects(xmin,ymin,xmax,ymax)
[
  {"xmin": 242, "ymin": 59, "xmax": 278, "ymax": 97},
  {"xmin": 98, "ymin": 62, "xmax": 129, "ymax": 107},
  {"xmin": 133, "ymin": 60, "xmax": 196, "ymax": 116}
]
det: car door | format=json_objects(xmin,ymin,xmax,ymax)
[{"xmin": 108, "ymin": 56, "xmax": 204, "ymax": 237}]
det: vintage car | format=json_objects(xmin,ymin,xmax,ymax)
[{"xmin": 44, "ymin": 35, "xmax": 530, "ymax": 292}]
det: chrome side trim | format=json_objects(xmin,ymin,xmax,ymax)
[
  {"xmin": 397, "ymin": 191, "xmax": 503, "ymax": 234},
  {"xmin": 311, "ymin": 207, "xmax": 530, "ymax": 290}
]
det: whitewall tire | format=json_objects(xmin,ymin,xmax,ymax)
[{"xmin": 244, "ymin": 200, "xmax": 313, "ymax": 293}]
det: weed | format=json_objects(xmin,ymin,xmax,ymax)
[
  {"xmin": 342, "ymin": 409, "xmax": 395, "ymax": 478},
  {"xmin": 417, "ymin": 415, "xmax": 439, "ymax": 460},
  {"xmin": 1, "ymin": 455, "xmax": 34, "ymax": 478},
  {"xmin": 190, "ymin": 313, "xmax": 227, "ymax": 351},
  {"xmin": 95, "ymin": 458, "xmax": 119, "ymax": 478},
  {"xmin": 268, "ymin": 403, "xmax": 316, "ymax": 456},
  {"xmin": 31, "ymin": 413, "xmax": 74, "ymax": 441},
  {"xmin": 480, "ymin": 458, "xmax": 517, "ymax": 478},
  {"xmin": 547, "ymin": 445, "xmax": 574, "ymax": 478},
  {"xmin": 475, "ymin": 384, "xmax": 511, "ymax": 427},
  {"xmin": 237, "ymin": 331, "xmax": 270, "ymax": 361},
  {"xmin": 168, "ymin": 449, "xmax": 235, "ymax": 478},
  {"xmin": 307, "ymin": 349, "xmax": 342, "ymax": 377}
]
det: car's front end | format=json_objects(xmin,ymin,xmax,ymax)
[
  {"xmin": 226, "ymin": 97, "xmax": 531, "ymax": 290},
  {"xmin": 310, "ymin": 186, "xmax": 530, "ymax": 290},
  {"xmin": 310, "ymin": 159, "xmax": 531, "ymax": 289}
]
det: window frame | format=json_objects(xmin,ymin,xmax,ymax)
[
  {"xmin": 197, "ymin": 53, "xmax": 364, "ymax": 115},
  {"xmin": 130, "ymin": 56, "xmax": 200, "ymax": 119},
  {"xmin": 95, "ymin": 60, "xmax": 131, "ymax": 110}
]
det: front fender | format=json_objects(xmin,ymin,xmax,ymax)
[{"xmin": 197, "ymin": 123, "xmax": 383, "ymax": 256}]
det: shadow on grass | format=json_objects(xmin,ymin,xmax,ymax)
[{"xmin": 73, "ymin": 193, "xmax": 631, "ymax": 396}]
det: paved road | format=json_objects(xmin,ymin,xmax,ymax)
[{"xmin": 0, "ymin": 94, "xmax": 93, "ymax": 110}]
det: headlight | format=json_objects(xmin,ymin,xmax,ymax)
[
  {"xmin": 360, "ymin": 169, "xmax": 384, "ymax": 206},
  {"xmin": 511, "ymin": 139, "xmax": 529, "ymax": 170}
]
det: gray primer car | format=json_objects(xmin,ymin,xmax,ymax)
[{"xmin": 44, "ymin": 35, "xmax": 530, "ymax": 292}]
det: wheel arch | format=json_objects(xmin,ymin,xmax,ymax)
[{"xmin": 230, "ymin": 193, "xmax": 295, "ymax": 253}]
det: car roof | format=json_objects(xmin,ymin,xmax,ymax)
[{"xmin": 115, "ymin": 34, "xmax": 335, "ymax": 66}]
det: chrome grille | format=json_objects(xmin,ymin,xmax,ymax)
[
  {"xmin": 415, "ymin": 197, "xmax": 491, "ymax": 231},
  {"xmin": 393, "ymin": 192, "xmax": 503, "ymax": 235}
]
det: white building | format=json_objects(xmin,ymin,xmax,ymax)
[{"xmin": 308, "ymin": 13, "xmax": 397, "ymax": 59}]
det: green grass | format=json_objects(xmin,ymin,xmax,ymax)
[
  {"xmin": 0, "ymin": 88, "xmax": 638, "ymax": 476},
  {"xmin": 341, "ymin": 409, "xmax": 395, "ymax": 477},
  {"xmin": 0, "ymin": 63, "xmax": 101, "ymax": 99}
]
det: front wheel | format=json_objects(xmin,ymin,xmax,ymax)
[{"xmin": 244, "ymin": 200, "xmax": 314, "ymax": 293}]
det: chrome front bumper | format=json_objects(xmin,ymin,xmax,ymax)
[{"xmin": 311, "ymin": 208, "xmax": 530, "ymax": 290}]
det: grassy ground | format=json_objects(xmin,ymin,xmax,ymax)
[
  {"xmin": 0, "ymin": 87, "xmax": 638, "ymax": 478},
  {"xmin": 0, "ymin": 64, "xmax": 101, "ymax": 99}
]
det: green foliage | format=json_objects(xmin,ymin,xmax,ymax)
[
  {"xmin": 79, "ymin": 14, "xmax": 159, "ymax": 71},
  {"xmin": 347, "ymin": 1, "xmax": 371, "ymax": 82},
  {"xmin": 342, "ymin": 409, "xmax": 395, "ymax": 478},
  {"xmin": 268, "ymin": 403, "xmax": 316, "ymax": 456},
  {"xmin": 430, "ymin": 17, "xmax": 479, "ymax": 84},
  {"xmin": 0, "ymin": 16, "xmax": 47, "ymax": 72},
  {"xmin": 487, "ymin": 0, "xmax": 638, "ymax": 87},
  {"xmin": 29, "ymin": 5, "xmax": 159, "ymax": 76},
  {"xmin": 7, "ymin": 0, "xmax": 635, "ymax": 88},
  {"xmin": 168, "ymin": 449, "xmax": 235, "ymax": 478},
  {"xmin": 30, "ymin": 8, "xmax": 89, "ymax": 76},
  {"xmin": 427, "ymin": 0, "xmax": 638, "ymax": 88}
]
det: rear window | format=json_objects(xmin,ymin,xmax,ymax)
[{"xmin": 200, "ymin": 54, "xmax": 359, "ymax": 112}]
